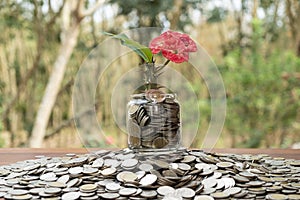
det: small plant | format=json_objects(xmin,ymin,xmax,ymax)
[{"xmin": 104, "ymin": 30, "xmax": 197, "ymax": 90}]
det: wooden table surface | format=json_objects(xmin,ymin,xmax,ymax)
[{"xmin": 0, "ymin": 148, "xmax": 299, "ymax": 166}]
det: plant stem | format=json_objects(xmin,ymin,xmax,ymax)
[
  {"xmin": 144, "ymin": 60, "xmax": 170, "ymax": 90},
  {"xmin": 163, "ymin": 59, "xmax": 170, "ymax": 67}
]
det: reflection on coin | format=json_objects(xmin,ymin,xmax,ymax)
[
  {"xmin": 57, "ymin": 175, "xmax": 70, "ymax": 184},
  {"xmin": 101, "ymin": 167, "xmax": 116, "ymax": 176},
  {"xmin": 157, "ymin": 186, "xmax": 175, "ymax": 196},
  {"xmin": 106, "ymin": 182, "xmax": 121, "ymax": 191},
  {"xmin": 194, "ymin": 195, "xmax": 214, "ymax": 200},
  {"xmin": 119, "ymin": 188, "xmax": 137, "ymax": 196},
  {"xmin": 117, "ymin": 171, "xmax": 138, "ymax": 183},
  {"xmin": 176, "ymin": 187, "xmax": 195, "ymax": 198},
  {"xmin": 44, "ymin": 187, "xmax": 62, "ymax": 194},
  {"xmin": 10, "ymin": 194, "xmax": 32, "ymax": 200},
  {"xmin": 121, "ymin": 159, "xmax": 138, "ymax": 169},
  {"xmin": 152, "ymin": 137, "xmax": 169, "ymax": 148},
  {"xmin": 211, "ymin": 191, "xmax": 230, "ymax": 198},
  {"xmin": 202, "ymin": 178, "xmax": 217, "ymax": 189},
  {"xmin": 66, "ymin": 178, "xmax": 80, "ymax": 188},
  {"xmin": 224, "ymin": 187, "xmax": 241, "ymax": 195},
  {"xmin": 69, "ymin": 167, "xmax": 83, "ymax": 175},
  {"xmin": 48, "ymin": 181, "xmax": 67, "ymax": 188},
  {"xmin": 128, "ymin": 104, "xmax": 139, "ymax": 117},
  {"xmin": 61, "ymin": 192, "xmax": 80, "ymax": 200},
  {"xmin": 40, "ymin": 172, "xmax": 57, "ymax": 181},
  {"xmin": 288, "ymin": 194, "xmax": 300, "ymax": 200},
  {"xmin": 99, "ymin": 193, "xmax": 120, "ymax": 199},
  {"xmin": 266, "ymin": 193, "xmax": 288, "ymax": 200},
  {"xmin": 139, "ymin": 163, "xmax": 153, "ymax": 172},
  {"xmin": 80, "ymin": 184, "xmax": 97, "ymax": 192},
  {"xmin": 216, "ymin": 161, "xmax": 234, "ymax": 168},
  {"xmin": 8, "ymin": 190, "xmax": 28, "ymax": 196},
  {"xmin": 139, "ymin": 174, "xmax": 157, "ymax": 186},
  {"xmin": 140, "ymin": 190, "xmax": 157, "ymax": 198}
]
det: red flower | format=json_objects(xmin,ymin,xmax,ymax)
[{"xmin": 149, "ymin": 30, "xmax": 197, "ymax": 63}]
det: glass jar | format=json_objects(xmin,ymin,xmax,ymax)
[{"xmin": 127, "ymin": 90, "xmax": 181, "ymax": 152}]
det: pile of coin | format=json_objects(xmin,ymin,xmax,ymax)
[
  {"xmin": 0, "ymin": 148, "xmax": 300, "ymax": 199},
  {"xmin": 127, "ymin": 93, "xmax": 181, "ymax": 150}
]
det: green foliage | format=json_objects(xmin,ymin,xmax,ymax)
[
  {"xmin": 103, "ymin": 32, "xmax": 153, "ymax": 63},
  {"xmin": 109, "ymin": 0, "xmax": 173, "ymax": 27},
  {"xmin": 221, "ymin": 18, "xmax": 300, "ymax": 147},
  {"xmin": 109, "ymin": 0, "xmax": 201, "ymax": 29},
  {"xmin": 206, "ymin": 7, "xmax": 228, "ymax": 23}
]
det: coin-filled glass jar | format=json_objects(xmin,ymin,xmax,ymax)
[{"xmin": 127, "ymin": 90, "xmax": 181, "ymax": 152}]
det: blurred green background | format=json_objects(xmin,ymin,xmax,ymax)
[{"xmin": 0, "ymin": 0, "xmax": 299, "ymax": 148}]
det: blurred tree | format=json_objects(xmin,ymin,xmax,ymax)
[
  {"xmin": 108, "ymin": 0, "xmax": 201, "ymax": 30},
  {"xmin": 0, "ymin": 0, "xmax": 299, "ymax": 148},
  {"xmin": 285, "ymin": 0, "xmax": 300, "ymax": 56},
  {"xmin": 29, "ymin": 0, "xmax": 104, "ymax": 147}
]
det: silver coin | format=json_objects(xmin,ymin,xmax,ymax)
[
  {"xmin": 48, "ymin": 181, "xmax": 67, "ymax": 188},
  {"xmin": 8, "ymin": 189, "xmax": 28, "ymax": 196},
  {"xmin": 68, "ymin": 167, "xmax": 83, "ymax": 175},
  {"xmin": 211, "ymin": 191, "xmax": 230, "ymax": 199},
  {"xmin": 23, "ymin": 164, "xmax": 41, "ymax": 171},
  {"xmin": 79, "ymin": 184, "xmax": 97, "ymax": 192},
  {"xmin": 223, "ymin": 187, "xmax": 242, "ymax": 195},
  {"xmin": 202, "ymin": 178, "xmax": 217, "ymax": 189},
  {"xmin": 266, "ymin": 193, "xmax": 288, "ymax": 200},
  {"xmin": 44, "ymin": 187, "xmax": 62, "ymax": 194},
  {"xmin": 105, "ymin": 182, "xmax": 121, "ymax": 191},
  {"xmin": 157, "ymin": 186, "xmax": 175, "ymax": 196},
  {"xmin": 117, "ymin": 171, "xmax": 138, "ymax": 183},
  {"xmin": 175, "ymin": 187, "xmax": 195, "ymax": 198},
  {"xmin": 101, "ymin": 167, "xmax": 116, "ymax": 176},
  {"xmin": 138, "ymin": 163, "xmax": 153, "ymax": 172},
  {"xmin": 194, "ymin": 195, "xmax": 214, "ymax": 200},
  {"xmin": 99, "ymin": 192, "xmax": 120, "ymax": 199},
  {"xmin": 91, "ymin": 158, "xmax": 104, "ymax": 168},
  {"xmin": 139, "ymin": 174, "xmax": 157, "ymax": 186},
  {"xmin": 216, "ymin": 161, "xmax": 234, "ymax": 168},
  {"xmin": 57, "ymin": 175, "xmax": 70, "ymax": 184},
  {"xmin": 29, "ymin": 188, "xmax": 44, "ymax": 195},
  {"xmin": 135, "ymin": 170, "xmax": 146, "ymax": 179},
  {"xmin": 128, "ymin": 104, "xmax": 139, "ymax": 117},
  {"xmin": 40, "ymin": 172, "xmax": 57, "ymax": 181},
  {"xmin": 121, "ymin": 159, "xmax": 138, "ymax": 169},
  {"xmin": 119, "ymin": 187, "xmax": 137, "ymax": 196},
  {"xmin": 140, "ymin": 190, "xmax": 157, "ymax": 198},
  {"xmin": 10, "ymin": 194, "xmax": 32, "ymax": 200},
  {"xmin": 66, "ymin": 178, "xmax": 80, "ymax": 188},
  {"xmin": 61, "ymin": 192, "xmax": 80, "ymax": 200}
]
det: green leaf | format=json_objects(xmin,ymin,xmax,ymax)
[{"xmin": 103, "ymin": 32, "xmax": 153, "ymax": 63}]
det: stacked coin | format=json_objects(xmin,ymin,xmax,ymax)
[
  {"xmin": 127, "ymin": 94, "xmax": 181, "ymax": 150},
  {"xmin": 0, "ymin": 149, "xmax": 299, "ymax": 199}
]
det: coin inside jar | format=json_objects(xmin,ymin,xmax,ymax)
[
  {"xmin": 128, "ymin": 104, "xmax": 139, "ymax": 118},
  {"xmin": 146, "ymin": 89, "xmax": 166, "ymax": 103},
  {"xmin": 152, "ymin": 137, "xmax": 169, "ymax": 148}
]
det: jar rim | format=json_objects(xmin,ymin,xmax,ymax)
[{"xmin": 130, "ymin": 93, "xmax": 176, "ymax": 99}]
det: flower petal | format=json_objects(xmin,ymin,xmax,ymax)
[
  {"xmin": 149, "ymin": 36, "xmax": 165, "ymax": 54},
  {"xmin": 149, "ymin": 30, "xmax": 197, "ymax": 62},
  {"xmin": 162, "ymin": 49, "xmax": 189, "ymax": 63}
]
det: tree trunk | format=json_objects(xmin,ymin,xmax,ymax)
[
  {"xmin": 169, "ymin": 0, "xmax": 183, "ymax": 30},
  {"xmin": 29, "ymin": 0, "xmax": 104, "ymax": 147},
  {"xmin": 29, "ymin": 24, "xmax": 80, "ymax": 147}
]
